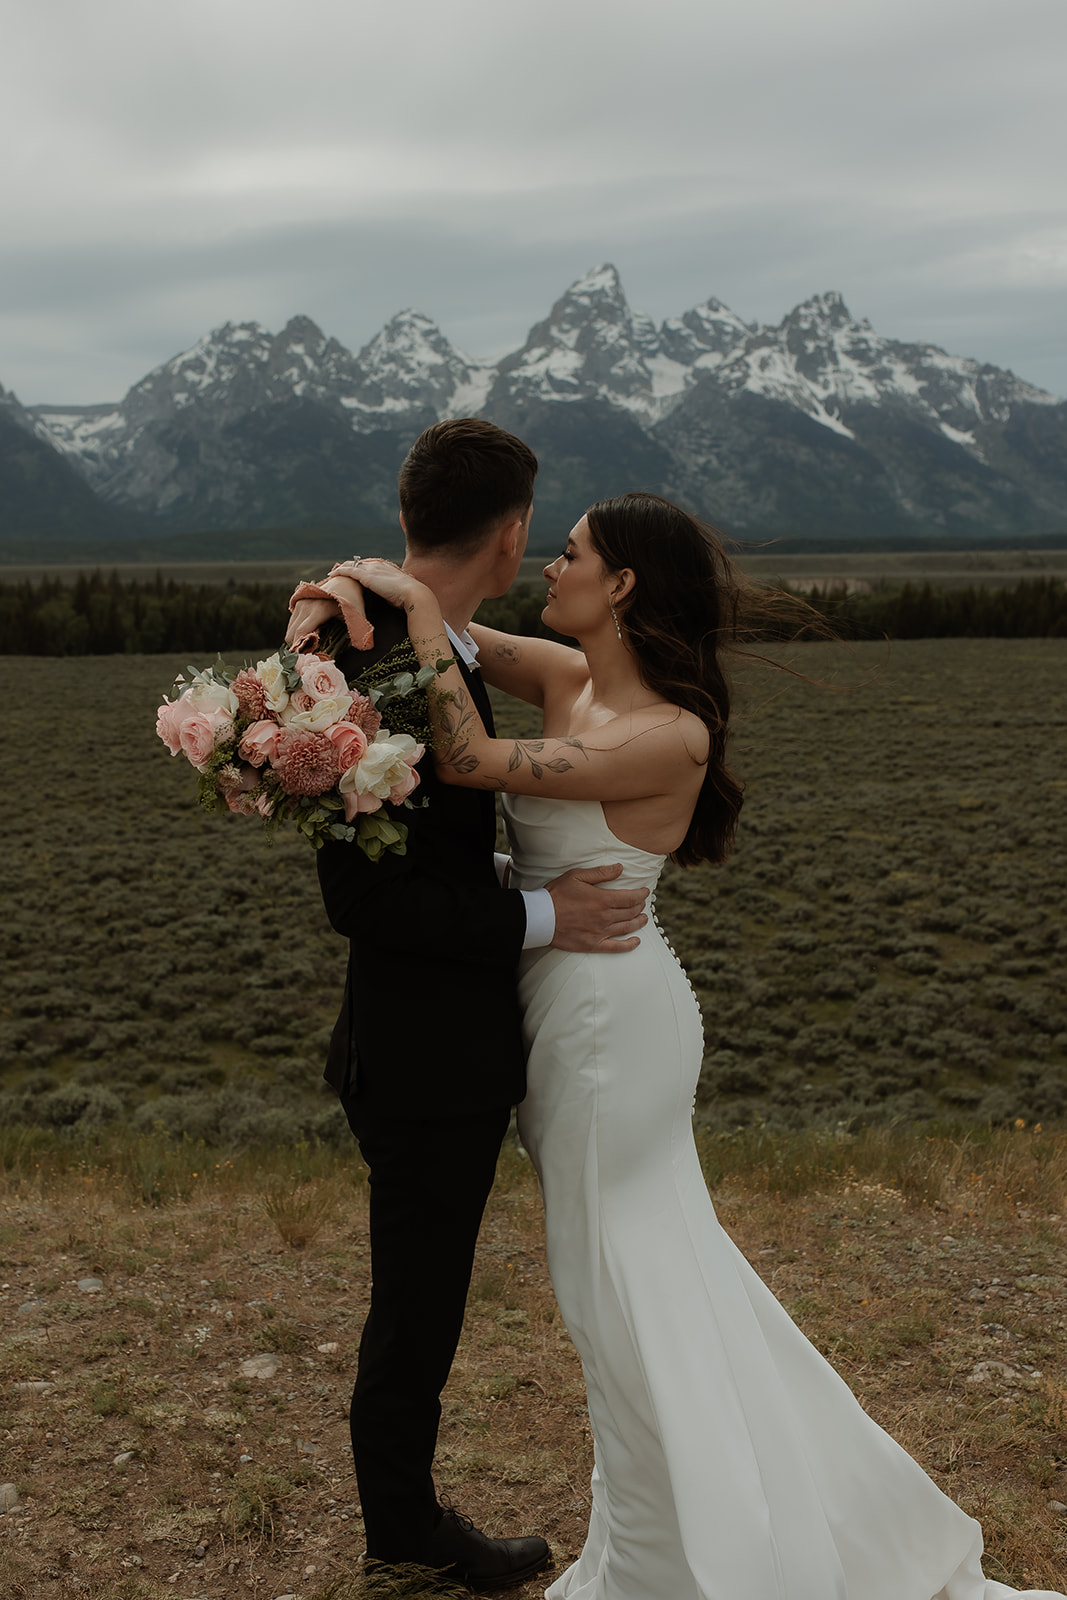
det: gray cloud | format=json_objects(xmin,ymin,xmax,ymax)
[{"xmin": 2, "ymin": 0, "xmax": 1064, "ymax": 402}]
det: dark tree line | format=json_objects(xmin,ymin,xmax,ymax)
[
  {"xmin": 0, "ymin": 570, "xmax": 1064, "ymax": 655},
  {"xmin": 0, "ymin": 571, "xmax": 294, "ymax": 655},
  {"xmin": 808, "ymin": 577, "xmax": 1067, "ymax": 640},
  {"xmin": 477, "ymin": 577, "xmax": 1067, "ymax": 644}
]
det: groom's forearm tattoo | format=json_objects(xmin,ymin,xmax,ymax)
[{"xmin": 431, "ymin": 685, "xmax": 588, "ymax": 786}]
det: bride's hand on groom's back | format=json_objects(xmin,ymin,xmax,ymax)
[{"xmin": 547, "ymin": 863, "xmax": 648, "ymax": 954}]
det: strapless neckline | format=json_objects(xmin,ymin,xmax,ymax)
[{"xmin": 501, "ymin": 793, "xmax": 666, "ymax": 898}]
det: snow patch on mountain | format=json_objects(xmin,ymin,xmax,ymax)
[{"xmin": 32, "ymin": 405, "xmax": 125, "ymax": 475}]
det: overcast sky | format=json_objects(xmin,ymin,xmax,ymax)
[{"xmin": 2, "ymin": 0, "xmax": 1065, "ymax": 405}]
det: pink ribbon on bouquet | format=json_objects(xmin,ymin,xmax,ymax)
[{"xmin": 285, "ymin": 568, "xmax": 374, "ymax": 653}]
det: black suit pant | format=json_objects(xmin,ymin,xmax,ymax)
[{"xmin": 344, "ymin": 1099, "xmax": 512, "ymax": 1562}]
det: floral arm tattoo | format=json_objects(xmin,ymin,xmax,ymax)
[
  {"xmin": 431, "ymin": 681, "xmax": 588, "ymax": 789},
  {"xmin": 402, "ymin": 601, "xmax": 590, "ymax": 789}
]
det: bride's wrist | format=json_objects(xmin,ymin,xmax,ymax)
[{"xmin": 406, "ymin": 594, "xmax": 445, "ymax": 631}]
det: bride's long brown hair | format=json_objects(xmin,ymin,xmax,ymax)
[{"xmin": 586, "ymin": 491, "xmax": 800, "ymax": 869}]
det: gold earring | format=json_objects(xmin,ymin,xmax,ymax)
[{"xmin": 609, "ymin": 599, "xmax": 623, "ymax": 641}]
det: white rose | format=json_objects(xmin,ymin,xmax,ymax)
[
  {"xmin": 341, "ymin": 731, "xmax": 423, "ymax": 800},
  {"xmin": 255, "ymin": 654, "xmax": 290, "ymax": 714},
  {"xmin": 186, "ymin": 674, "xmax": 239, "ymax": 717},
  {"xmin": 283, "ymin": 692, "xmax": 353, "ymax": 733}
]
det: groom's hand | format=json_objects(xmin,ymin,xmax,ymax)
[{"xmin": 546, "ymin": 863, "xmax": 648, "ymax": 953}]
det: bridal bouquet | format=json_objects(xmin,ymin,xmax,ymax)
[{"xmin": 155, "ymin": 638, "xmax": 449, "ymax": 860}]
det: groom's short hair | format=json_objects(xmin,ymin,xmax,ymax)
[{"xmin": 399, "ymin": 418, "xmax": 537, "ymax": 553}]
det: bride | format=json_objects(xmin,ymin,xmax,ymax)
[{"xmin": 353, "ymin": 494, "xmax": 1062, "ymax": 1600}]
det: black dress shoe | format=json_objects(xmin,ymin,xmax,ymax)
[{"xmin": 425, "ymin": 1505, "xmax": 551, "ymax": 1591}]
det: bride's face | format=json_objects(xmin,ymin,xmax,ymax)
[{"xmin": 542, "ymin": 516, "xmax": 615, "ymax": 638}]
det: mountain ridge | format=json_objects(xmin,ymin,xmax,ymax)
[{"xmin": 8, "ymin": 265, "xmax": 1067, "ymax": 541}]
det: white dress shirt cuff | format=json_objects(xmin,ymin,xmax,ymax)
[{"xmin": 520, "ymin": 887, "xmax": 556, "ymax": 949}]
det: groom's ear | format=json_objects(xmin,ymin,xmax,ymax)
[{"xmin": 499, "ymin": 515, "xmax": 526, "ymax": 559}]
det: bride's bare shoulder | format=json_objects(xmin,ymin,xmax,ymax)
[{"xmin": 636, "ymin": 699, "xmax": 710, "ymax": 764}]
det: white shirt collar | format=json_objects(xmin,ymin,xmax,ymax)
[{"xmin": 444, "ymin": 621, "xmax": 479, "ymax": 667}]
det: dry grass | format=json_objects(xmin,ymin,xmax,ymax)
[
  {"xmin": 0, "ymin": 1129, "xmax": 1065, "ymax": 1598},
  {"xmin": 262, "ymin": 1180, "xmax": 340, "ymax": 1251}
]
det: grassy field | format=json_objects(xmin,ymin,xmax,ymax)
[
  {"xmin": 0, "ymin": 1126, "xmax": 1066, "ymax": 1597},
  {"xmin": 1, "ymin": 639, "xmax": 1062, "ymax": 1137}
]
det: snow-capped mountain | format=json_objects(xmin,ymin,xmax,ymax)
[
  {"xmin": 488, "ymin": 265, "xmax": 760, "ymax": 424},
  {"xmin": 12, "ymin": 265, "xmax": 1067, "ymax": 540},
  {"xmin": 32, "ymin": 310, "xmax": 495, "ymax": 521},
  {"xmin": 489, "ymin": 264, "xmax": 674, "ymax": 417},
  {"xmin": 705, "ymin": 289, "xmax": 1059, "ymax": 445},
  {"xmin": 344, "ymin": 309, "xmax": 494, "ymax": 427}
]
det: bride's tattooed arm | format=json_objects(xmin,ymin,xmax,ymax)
[
  {"xmin": 353, "ymin": 559, "xmax": 704, "ymax": 804},
  {"xmin": 435, "ymin": 682, "xmax": 590, "ymax": 786}
]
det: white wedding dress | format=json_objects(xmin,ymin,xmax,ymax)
[{"xmin": 506, "ymin": 793, "xmax": 1062, "ymax": 1600}]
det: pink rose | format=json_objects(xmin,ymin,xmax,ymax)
[
  {"xmin": 239, "ymin": 719, "xmax": 284, "ymax": 768},
  {"xmin": 155, "ymin": 692, "xmax": 191, "ymax": 755},
  {"xmin": 340, "ymin": 786, "xmax": 383, "ymax": 822},
  {"xmin": 325, "ymin": 722, "xmax": 369, "ymax": 772},
  {"xmin": 296, "ymin": 654, "xmax": 349, "ymax": 702},
  {"xmin": 178, "ymin": 707, "xmax": 235, "ymax": 770}
]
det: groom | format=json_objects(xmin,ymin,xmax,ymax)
[{"xmin": 316, "ymin": 417, "xmax": 648, "ymax": 1587}]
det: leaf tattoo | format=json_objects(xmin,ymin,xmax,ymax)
[
  {"xmin": 432, "ymin": 679, "xmax": 588, "ymax": 790},
  {"xmin": 504, "ymin": 738, "xmax": 587, "ymax": 782}
]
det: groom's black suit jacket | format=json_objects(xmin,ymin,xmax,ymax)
[{"xmin": 317, "ymin": 595, "xmax": 528, "ymax": 1120}]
